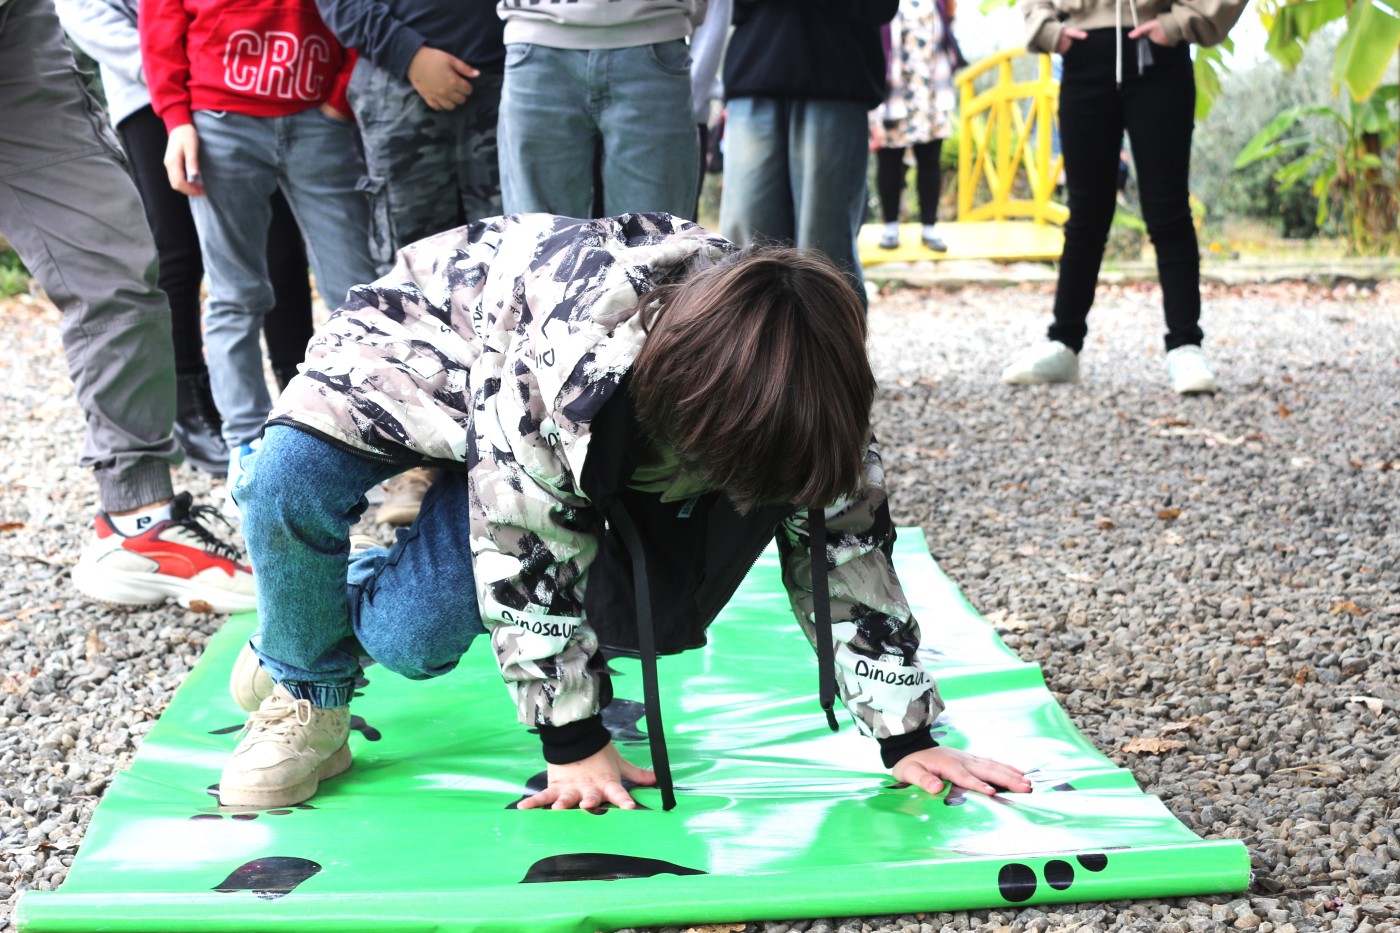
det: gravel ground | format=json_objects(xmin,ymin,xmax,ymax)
[{"xmin": 1, "ymin": 277, "xmax": 1397, "ymax": 932}]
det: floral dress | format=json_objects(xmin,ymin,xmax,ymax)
[{"xmin": 876, "ymin": 0, "xmax": 959, "ymax": 147}]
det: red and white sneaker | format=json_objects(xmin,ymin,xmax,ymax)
[{"xmin": 72, "ymin": 492, "xmax": 256, "ymax": 613}]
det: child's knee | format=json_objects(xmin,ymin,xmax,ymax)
[{"xmin": 357, "ymin": 617, "xmax": 479, "ymax": 682}]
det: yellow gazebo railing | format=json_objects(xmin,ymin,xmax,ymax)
[{"xmin": 956, "ymin": 47, "xmax": 1067, "ymax": 226}]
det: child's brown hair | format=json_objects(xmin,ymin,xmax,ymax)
[{"xmin": 631, "ymin": 246, "xmax": 875, "ymax": 513}]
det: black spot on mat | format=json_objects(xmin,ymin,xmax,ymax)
[
  {"xmin": 1077, "ymin": 852, "xmax": 1109, "ymax": 872},
  {"xmin": 520, "ymin": 853, "xmax": 706, "ymax": 883},
  {"xmin": 601, "ymin": 698, "xmax": 647, "ymax": 744},
  {"xmin": 214, "ymin": 856, "xmax": 321, "ymax": 900},
  {"xmin": 349, "ymin": 715, "xmax": 380, "ymax": 741},
  {"xmin": 1051, "ymin": 782, "xmax": 1077, "ymax": 792},
  {"xmin": 944, "ymin": 786, "xmax": 968, "ymax": 806},
  {"xmin": 997, "ymin": 862, "xmax": 1037, "ymax": 903},
  {"xmin": 1045, "ymin": 859, "xmax": 1074, "ymax": 890}
]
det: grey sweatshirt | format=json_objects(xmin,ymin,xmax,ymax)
[{"xmin": 497, "ymin": 0, "xmax": 708, "ymax": 50}]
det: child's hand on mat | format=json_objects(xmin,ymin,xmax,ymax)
[
  {"xmin": 893, "ymin": 747, "xmax": 1032, "ymax": 797},
  {"xmin": 519, "ymin": 742, "xmax": 657, "ymax": 811}
]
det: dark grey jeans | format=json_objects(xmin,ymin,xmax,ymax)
[{"xmin": 0, "ymin": 0, "xmax": 178, "ymax": 511}]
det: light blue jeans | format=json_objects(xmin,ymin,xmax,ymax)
[
  {"xmin": 234, "ymin": 425, "xmax": 483, "ymax": 707},
  {"xmin": 498, "ymin": 41, "xmax": 698, "ymax": 218},
  {"xmin": 188, "ymin": 109, "xmax": 376, "ymax": 448},
  {"xmin": 718, "ymin": 97, "xmax": 871, "ymax": 299}
]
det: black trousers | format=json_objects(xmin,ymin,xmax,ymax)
[
  {"xmin": 1050, "ymin": 29, "xmax": 1202, "ymax": 353},
  {"xmin": 875, "ymin": 139, "xmax": 943, "ymax": 226},
  {"xmin": 118, "ymin": 105, "xmax": 314, "ymax": 380}
]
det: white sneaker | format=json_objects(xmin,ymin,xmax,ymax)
[
  {"xmin": 219, "ymin": 685, "xmax": 351, "ymax": 807},
  {"xmin": 1166, "ymin": 345, "xmax": 1218, "ymax": 395},
  {"xmin": 1001, "ymin": 340, "xmax": 1080, "ymax": 385},
  {"xmin": 72, "ymin": 492, "xmax": 256, "ymax": 613}
]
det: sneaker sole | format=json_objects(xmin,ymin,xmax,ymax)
[
  {"xmin": 71, "ymin": 564, "xmax": 257, "ymax": 614},
  {"xmin": 218, "ymin": 742, "xmax": 352, "ymax": 808},
  {"xmin": 1001, "ymin": 371, "xmax": 1080, "ymax": 386}
]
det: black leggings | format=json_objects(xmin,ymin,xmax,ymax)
[
  {"xmin": 1050, "ymin": 29, "xmax": 1202, "ymax": 353},
  {"xmin": 875, "ymin": 139, "xmax": 943, "ymax": 226},
  {"xmin": 118, "ymin": 105, "xmax": 314, "ymax": 379}
]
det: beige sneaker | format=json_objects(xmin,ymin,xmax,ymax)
[
  {"xmin": 375, "ymin": 467, "xmax": 438, "ymax": 526},
  {"xmin": 219, "ymin": 685, "xmax": 351, "ymax": 807},
  {"xmin": 1001, "ymin": 340, "xmax": 1080, "ymax": 385},
  {"xmin": 230, "ymin": 641, "xmax": 276, "ymax": 712}
]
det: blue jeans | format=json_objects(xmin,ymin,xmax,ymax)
[
  {"xmin": 189, "ymin": 109, "xmax": 376, "ymax": 448},
  {"xmin": 498, "ymin": 41, "xmax": 698, "ymax": 218},
  {"xmin": 718, "ymin": 97, "xmax": 870, "ymax": 299},
  {"xmin": 234, "ymin": 425, "xmax": 483, "ymax": 707}
]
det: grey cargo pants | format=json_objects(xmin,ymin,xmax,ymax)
[{"xmin": 0, "ymin": 0, "xmax": 179, "ymax": 512}]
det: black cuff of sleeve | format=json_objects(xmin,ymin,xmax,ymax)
[
  {"xmin": 536, "ymin": 715, "xmax": 611, "ymax": 765},
  {"xmin": 878, "ymin": 728, "xmax": 938, "ymax": 769}
]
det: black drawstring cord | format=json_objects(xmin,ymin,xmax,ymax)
[
  {"xmin": 608, "ymin": 506, "xmax": 677, "ymax": 811},
  {"xmin": 809, "ymin": 509, "xmax": 840, "ymax": 733}
]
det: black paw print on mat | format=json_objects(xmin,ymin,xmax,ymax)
[
  {"xmin": 214, "ymin": 856, "xmax": 322, "ymax": 900},
  {"xmin": 520, "ymin": 853, "xmax": 705, "ymax": 883},
  {"xmin": 190, "ymin": 783, "xmax": 317, "ymax": 821},
  {"xmin": 998, "ymin": 852, "xmax": 1111, "ymax": 903}
]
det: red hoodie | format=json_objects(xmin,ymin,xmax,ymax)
[{"xmin": 140, "ymin": 0, "xmax": 356, "ymax": 132}]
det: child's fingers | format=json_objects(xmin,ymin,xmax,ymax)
[
  {"xmin": 518, "ymin": 788, "xmax": 557, "ymax": 810},
  {"xmin": 619, "ymin": 761, "xmax": 657, "ymax": 785},
  {"xmin": 603, "ymin": 781, "xmax": 638, "ymax": 810}
]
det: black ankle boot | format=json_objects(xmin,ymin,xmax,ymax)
[{"xmin": 174, "ymin": 372, "xmax": 230, "ymax": 475}]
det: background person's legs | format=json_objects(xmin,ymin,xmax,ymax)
[
  {"xmin": 0, "ymin": 0, "xmax": 177, "ymax": 512},
  {"xmin": 788, "ymin": 99, "xmax": 870, "ymax": 301},
  {"xmin": 277, "ymin": 109, "xmax": 375, "ymax": 315},
  {"xmin": 498, "ymin": 44, "xmax": 596, "ymax": 217},
  {"xmin": 1124, "ymin": 46, "xmax": 1202, "ymax": 352},
  {"xmin": 1046, "ymin": 36, "xmax": 1124, "ymax": 355},
  {"xmin": 188, "ymin": 110, "xmax": 280, "ymax": 451},
  {"xmin": 263, "ymin": 189, "xmax": 315, "ymax": 391},
  {"xmin": 598, "ymin": 41, "xmax": 698, "ymax": 219},
  {"xmin": 719, "ymin": 97, "xmax": 795, "ymax": 248}
]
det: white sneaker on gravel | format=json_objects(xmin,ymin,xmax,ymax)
[
  {"xmin": 72, "ymin": 492, "xmax": 256, "ymax": 613},
  {"xmin": 1166, "ymin": 345, "xmax": 1218, "ymax": 395},
  {"xmin": 1001, "ymin": 340, "xmax": 1080, "ymax": 385},
  {"xmin": 220, "ymin": 685, "xmax": 351, "ymax": 808}
]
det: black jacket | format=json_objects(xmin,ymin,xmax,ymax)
[{"xmin": 724, "ymin": 0, "xmax": 899, "ymax": 108}]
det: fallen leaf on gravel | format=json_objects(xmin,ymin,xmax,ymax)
[
  {"xmin": 16, "ymin": 601, "xmax": 62, "ymax": 618},
  {"xmin": 1161, "ymin": 718, "xmax": 1205, "ymax": 735},
  {"xmin": 1122, "ymin": 736, "xmax": 1185, "ymax": 754},
  {"xmin": 682, "ymin": 925, "xmax": 745, "ymax": 933},
  {"xmin": 1278, "ymin": 403, "xmax": 1292, "ymax": 417},
  {"xmin": 1330, "ymin": 600, "xmax": 1369, "ymax": 616},
  {"xmin": 1097, "ymin": 518, "xmax": 1116, "ymax": 529},
  {"xmin": 1347, "ymin": 696, "xmax": 1385, "ymax": 716},
  {"xmin": 1293, "ymin": 667, "xmax": 1315, "ymax": 684},
  {"xmin": 1157, "ymin": 508, "xmax": 1183, "ymax": 521},
  {"xmin": 984, "ymin": 610, "xmax": 1032, "ymax": 632},
  {"xmin": 84, "ymin": 628, "xmax": 102, "ymax": 663},
  {"xmin": 914, "ymin": 447, "xmax": 949, "ymax": 459},
  {"xmin": 1001, "ymin": 482, "xmax": 1027, "ymax": 490},
  {"xmin": 187, "ymin": 599, "xmax": 215, "ymax": 614},
  {"xmin": 1, "ymin": 671, "xmax": 33, "ymax": 696},
  {"xmin": 0, "ymin": 521, "xmax": 24, "ymax": 532}
]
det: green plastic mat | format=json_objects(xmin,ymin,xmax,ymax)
[{"xmin": 19, "ymin": 530, "xmax": 1248, "ymax": 932}]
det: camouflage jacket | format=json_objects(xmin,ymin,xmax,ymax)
[{"xmin": 269, "ymin": 213, "xmax": 943, "ymax": 762}]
